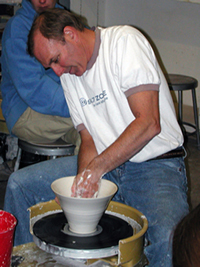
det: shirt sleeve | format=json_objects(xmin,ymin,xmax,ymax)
[{"xmin": 112, "ymin": 27, "xmax": 161, "ymax": 94}]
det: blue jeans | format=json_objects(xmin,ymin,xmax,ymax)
[
  {"xmin": 4, "ymin": 156, "xmax": 78, "ymax": 246},
  {"xmin": 4, "ymin": 156, "xmax": 189, "ymax": 267}
]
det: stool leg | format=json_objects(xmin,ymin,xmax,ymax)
[
  {"xmin": 177, "ymin": 90, "xmax": 188, "ymax": 138},
  {"xmin": 191, "ymin": 89, "xmax": 200, "ymax": 147},
  {"xmin": 178, "ymin": 90, "xmax": 183, "ymax": 125},
  {"xmin": 49, "ymin": 156, "xmax": 57, "ymax": 160},
  {"xmin": 14, "ymin": 147, "xmax": 22, "ymax": 172}
]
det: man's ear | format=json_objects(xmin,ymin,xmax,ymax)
[{"xmin": 63, "ymin": 26, "xmax": 76, "ymax": 41}]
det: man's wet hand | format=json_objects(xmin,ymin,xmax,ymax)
[{"xmin": 71, "ymin": 169, "xmax": 100, "ymax": 198}]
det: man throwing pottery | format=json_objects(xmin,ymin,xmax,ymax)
[{"xmin": 4, "ymin": 8, "xmax": 189, "ymax": 267}]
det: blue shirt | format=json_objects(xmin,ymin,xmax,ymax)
[{"xmin": 0, "ymin": 0, "xmax": 70, "ymax": 134}]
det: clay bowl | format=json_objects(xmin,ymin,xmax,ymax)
[{"xmin": 51, "ymin": 176, "xmax": 118, "ymax": 235}]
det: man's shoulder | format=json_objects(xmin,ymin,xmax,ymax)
[
  {"xmin": 101, "ymin": 25, "xmax": 137, "ymax": 32},
  {"xmin": 100, "ymin": 25, "xmax": 142, "ymax": 40}
]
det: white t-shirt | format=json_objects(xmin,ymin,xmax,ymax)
[{"xmin": 61, "ymin": 25, "xmax": 183, "ymax": 163}]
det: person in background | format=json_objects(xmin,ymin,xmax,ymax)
[
  {"xmin": 0, "ymin": 0, "xmax": 80, "ymax": 153},
  {"xmin": 4, "ymin": 9, "xmax": 189, "ymax": 267},
  {"xmin": 173, "ymin": 203, "xmax": 200, "ymax": 267}
]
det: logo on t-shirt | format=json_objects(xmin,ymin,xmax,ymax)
[
  {"xmin": 79, "ymin": 98, "xmax": 87, "ymax": 107},
  {"xmin": 79, "ymin": 90, "xmax": 108, "ymax": 107}
]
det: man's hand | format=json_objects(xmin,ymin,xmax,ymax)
[
  {"xmin": 55, "ymin": 196, "xmax": 60, "ymax": 205},
  {"xmin": 71, "ymin": 169, "xmax": 101, "ymax": 198}
]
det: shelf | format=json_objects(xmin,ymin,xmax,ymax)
[
  {"xmin": 177, "ymin": 0, "xmax": 200, "ymax": 3},
  {"xmin": 0, "ymin": 0, "xmax": 21, "ymax": 4}
]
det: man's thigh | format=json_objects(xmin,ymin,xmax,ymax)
[
  {"xmin": 6, "ymin": 155, "xmax": 78, "ymax": 203},
  {"xmin": 105, "ymin": 158, "xmax": 189, "ymax": 237}
]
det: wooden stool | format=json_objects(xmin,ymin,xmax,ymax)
[
  {"xmin": 14, "ymin": 138, "xmax": 75, "ymax": 171},
  {"xmin": 167, "ymin": 74, "xmax": 199, "ymax": 147}
]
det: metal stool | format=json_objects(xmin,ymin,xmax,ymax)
[
  {"xmin": 14, "ymin": 138, "xmax": 75, "ymax": 171},
  {"xmin": 167, "ymin": 74, "xmax": 199, "ymax": 147}
]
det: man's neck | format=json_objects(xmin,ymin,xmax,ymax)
[{"xmin": 80, "ymin": 28, "xmax": 96, "ymax": 63}]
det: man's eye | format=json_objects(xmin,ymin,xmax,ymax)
[{"xmin": 54, "ymin": 57, "xmax": 59, "ymax": 64}]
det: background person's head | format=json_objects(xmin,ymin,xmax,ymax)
[
  {"xmin": 30, "ymin": 0, "xmax": 57, "ymax": 14},
  {"xmin": 173, "ymin": 204, "xmax": 200, "ymax": 267}
]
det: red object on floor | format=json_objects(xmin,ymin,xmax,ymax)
[{"xmin": 0, "ymin": 210, "xmax": 17, "ymax": 267}]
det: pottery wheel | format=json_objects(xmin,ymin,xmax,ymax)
[{"xmin": 33, "ymin": 212, "xmax": 133, "ymax": 259}]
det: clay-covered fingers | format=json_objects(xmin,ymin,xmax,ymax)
[{"xmin": 71, "ymin": 170, "xmax": 100, "ymax": 198}]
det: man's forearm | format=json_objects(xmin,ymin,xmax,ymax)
[
  {"xmin": 77, "ymin": 134, "xmax": 98, "ymax": 174},
  {"xmin": 86, "ymin": 115, "xmax": 160, "ymax": 178}
]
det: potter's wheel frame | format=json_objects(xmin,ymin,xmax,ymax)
[{"xmin": 33, "ymin": 211, "xmax": 133, "ymax": 259}]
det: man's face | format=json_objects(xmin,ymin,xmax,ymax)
[
  {"xmin": 33, "ymin": 30, "xmax": 88, "ymax": 77},
  {"xmin": 31, "ymin": 0, "xmax": 57, "ymax": 13}
]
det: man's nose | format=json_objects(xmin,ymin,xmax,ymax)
[{"xmin": 52, "ymin": 65, "xmax": 64, "ymax": 77}]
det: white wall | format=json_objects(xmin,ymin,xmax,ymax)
[
  {"xmin": 104, "ymin": 0, "xmax": 200, "ymax": 107},
  {"xmin": 71, "ymin": 0, "xmax": 105, "ymax": 27},
  {"xmin": 71, "ymin": 0, "xmax": 200, "ymax": 121}
]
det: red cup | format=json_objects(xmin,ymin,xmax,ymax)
[{"xmin": 0, "ymin": 210, "xmax": 17, "ymax": 267}]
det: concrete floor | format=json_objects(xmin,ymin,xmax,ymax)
[{"xmin": 0, "ymin": 134, "xmax": 200, "ymax": 211}]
